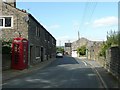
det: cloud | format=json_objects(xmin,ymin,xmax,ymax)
[{"xmin": 92, "ymin": 16, "xmax": 118, "ymax": 28}]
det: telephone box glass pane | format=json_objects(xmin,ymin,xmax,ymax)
[
  {"xmin": 14, "ymin": 44, "xmax": 19, "ymax": 64},
  {"xmin": 22, "ymin": 40, "xmax": 27, "ymax": 64}
]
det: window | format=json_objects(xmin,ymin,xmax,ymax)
[
  {"xmin": 0, "ymin": 16, "xmax": 13, "ymax": 28},
  {"xmin": 38, "ymin": 28, "xmax": 40, "ymax": 37},
  {"xmin": 36, "ymin": 46, "xmax": 40, "ymax": 59},
  {"xmin": 36, "ymin": 26, "xmax": 38, "ymax": 36},
  {"xmin": 36, "ymin": 26, "xmax": 40, "ymax": 37},
  {"xmin": 52, "ymin": 38, "xmax": 54, "ymax": 45},
  {"xmin": 5, "ymin": 17, "xmax": 11, "ymax": 27},
  {"xmin": 0, "ymin": 18, "xmax": 4, "ymax": 26}
]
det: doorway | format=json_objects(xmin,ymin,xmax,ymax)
[
  {"xmin": 41, "ymin": 47, "xmax": 44, "ymax": 62},
  {"xmin": 30, "ymin": 46, "xmax": 33, "ymax": 64}
]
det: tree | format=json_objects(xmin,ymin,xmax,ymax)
[
  {"xmin": 119, "ymin": 31, "xmax": 120, "ymax": 46},
  {"xmin": 99, "ymin": 42, "xmax": 109, "ymax": 57},
  {"xmin": 77, "ymin": 45, "xmax": 86, "ymax": 56},
  {"xmin": 106, "ymin": 30, "xmax": 118, "ymax": 46},
  {"xmin": 2, "ymin": 39, "xmax": 12, "ymax": 54},
  {"xmin": 56, "ymin": 47, "xmax": 64, "ymax": 53},
  {"xmin": 99, "ymin": 30, "xmax": 119, "ymax": 57}
]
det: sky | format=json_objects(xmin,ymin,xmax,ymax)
[{"xmin": 16, "ymin": 1, "xmax": 118, "ymax": 46}]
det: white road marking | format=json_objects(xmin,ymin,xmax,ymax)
[
  {"xmin": 94, "ymin": 68, "xmax": 108, "ymax": 88},
  {"xmin": 88, "ymin": 63, "xmax": 108, "ymax": 88},
  {"xmin": 82, "ymin": 61, "xmax": 87, "ymax": 66}
]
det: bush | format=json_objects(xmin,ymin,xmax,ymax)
[
  {"xmin": 99, "ymin": 30, "xmax": 119, "ymax": 57},
  {"xmin": 2, "ymin": 46, "xmax": 11, "ymax": 54},
  {"xmin": 2, "ymin": 40, "xmax": 12, "ymax": 54},
  {"xmin": 99, "ymin": 43, "xmax": 110, "ymax": 57},
  {"xmin": 77, "ymin": 45, "xmax": 86, "ymax": 56}
]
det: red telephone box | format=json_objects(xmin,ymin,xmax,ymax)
[{"xmin": 11, "ymin": 37, "xmax": 28, "ymax": 70}]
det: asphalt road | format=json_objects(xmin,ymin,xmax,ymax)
[{"xmin": 2, "ymin": 56, "xmax": 119, "ymax": 88}]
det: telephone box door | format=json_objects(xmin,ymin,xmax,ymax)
[{"xmin": 11, "ymin": 37, "xmax": 28, "ymax": 70}]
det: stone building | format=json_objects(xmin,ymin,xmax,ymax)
[
  {"xmin": 71, "ymin": 37, "xmax": 89, "ymax": 57},
  {"xmin": 86, "ymin": 41, "xmax": 103, "ymax": 60},
  {"xmin": 72, "ymin": 37, "xmax": 88, "ymax": 51},
  {"xmin": 64, "ymin": 43, "xmax": 72, "ymax": 55},
  {"xmin": 1, "ymin": 0, "xmax": 56, "ymax": 67},
  {"xmin": 71, "ymin": 37, "xmax": 103, "ymax": 59}
]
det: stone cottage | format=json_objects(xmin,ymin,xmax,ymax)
[
  {"xmin": 1, "ymin": 0, "xmax": 56, "ymax": 68},
  {"xmin": 71, "ymin": 37, "xmax": 103, "ymax": 59}
]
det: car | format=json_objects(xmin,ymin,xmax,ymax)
[{"xmin": 56, "ymin": 52, "xmax": 63, "ymax": 58}]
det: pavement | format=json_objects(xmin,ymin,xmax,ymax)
[
  {"xmin": 77, "ymin": 57, "xmax": 120, "ymax": 88},
  {"xmin": 2, "ymin": 58, "xmax": 56, "ymax": 82}
]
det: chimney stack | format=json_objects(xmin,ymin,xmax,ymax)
[{"xmin": 6, "ymin": 0, "xmax": 16, "ymax": 8}]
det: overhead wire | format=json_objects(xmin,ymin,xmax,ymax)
[
  {"xmin": 87, "ymin": 2, "xmax": 98, "ymax": 23},
  {"xmin": 79, "ymin": 1, "xmax": 98, "ymax": 36},
  {"xmin": 78, "ymin": 2, "xmax": 89, "ymax": 38}
]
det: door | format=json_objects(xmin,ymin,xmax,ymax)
[
  {"xmin": 30, "ymin": 46, "xmax": 33, "ymax": 64},
  {"xmin": 41, "ymin": 47, "xmax": 44, "ymax": 62}
]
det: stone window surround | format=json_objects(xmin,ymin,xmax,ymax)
[{"xmin": 0, "ymin": 16, "xmax": 13, "ymax": 29}]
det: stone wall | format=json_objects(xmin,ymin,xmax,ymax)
[
  {"xmin": 97, "ymin": 56, "xmax": 106, "ymax": 67},
  {"xmin": 2, "ymin": 2, "xmax": 28, "ymax": 40},
  {"xmin": 97, "ymin": 46, "xmax": 120, "ymax": 80},
  {"xmin": 87, "ymin": 42, "xmax": 102, "ymax": 60},
  {"xmin": 0, "ymin": 1, "xmax": 2, "ymax": 88},
  {"xmin": 28, "ymin": 16, "xmax": 42, "ymax": 64},
  {"xmin": 28, "ymin": 15, "xmax": 56, "ymax": 65},
  {"xmin": 106, "ymin": 46, "xmax": 120, "ymax": 78}
]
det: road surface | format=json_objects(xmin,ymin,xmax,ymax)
[{"xmin": 2, "ymin": 56, "xmax": 120, "ymax": 88}]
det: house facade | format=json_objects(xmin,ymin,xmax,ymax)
[{"xmin": 1, "ymin": 0, "xmax": 56, "ymax": 67}]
